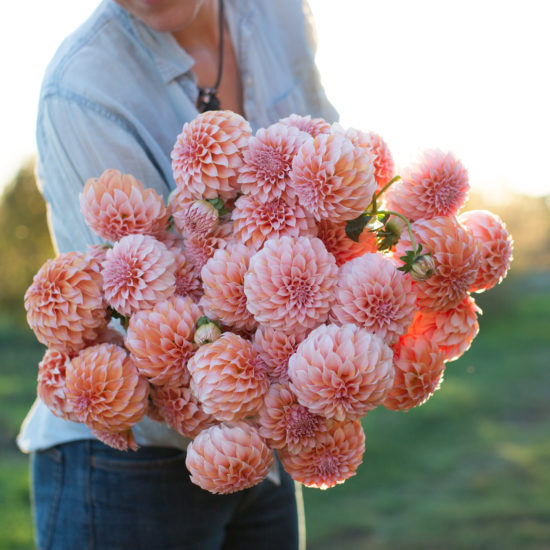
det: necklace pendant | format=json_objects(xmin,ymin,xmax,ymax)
[{"xmin": 197, "ymin": 88, "xmax": 221, "ymax": 113}]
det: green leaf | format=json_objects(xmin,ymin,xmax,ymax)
[{"xmin": 345, "ymin": 213, "xmax": 371, "ymax": 242}]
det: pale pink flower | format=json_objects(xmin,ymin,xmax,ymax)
[
  {"xmin": 257, "ymin": 382, "xmax": 331, "ymax": 453},
  {"xmin": 289, "ymin": 133, "xmax": 376, "ymax": 222},
  {"xmin": 186, "ymin": 421, "xmax": 274, "ymax": 494},
  {"xmin": 91, "ymin": 428, "xmax": 138, "ymax": 451},
  {"xmin": 85, "ymin": 244, "xmax": 110, "ymax": 267},
  {"xmin": 383, "ymin": 334, "xmax": 445, "ymax": 411},
  {"xmin": 394, "ymin": 216, "xmax": 481, "ymax": 311},
  {"xmin": 199, "ymin": 244, "xmax": 257, "ymax": 332},
  {"xmin": 37, "ymin": 349, "xmax": 74, "ymax": 420},
  {"xmin": 231, "ymin": 193, "xmax": 317, "ymax": 251},
  {"xmin": 102, "ymin": 234, "xmax": 176, "ymax": 316},
  {"xmin": 183, "ymin": 223, "xmax": 231, "ymax": 273},
  {"xmin": 331, "ymin": 253, "xmax": 417, "ymax": 345},
  {"xmin": 238, "ymin": 122, "xmax": 309, "ymax": 202},
  {"xmin": 288, "ymin": 324, "xmax": 394, "ymax": 421},
  {"xmin": 316, "ymin": 219, "xmax": 377, "ymax": 267},
  {"xmin": 384, "ymin": 150, "xmax": 469, "ymax": 221},
  {"xmin": 65, "ymin": 343, "xmax": 149, "ymax": 432},
  {"xmin": 408, "ymin": 296, "xmax": 481, "ymax": 361},
  {"xmin": 188, "ymin": 333, "xmax": 269, "ymax": 421},
  {"xmin": 125, "ymin": 295, "xmax": 202, "ymax": 386},
  {"xmin": 172, "ymin": 199, "xmax": 219, "ymax": 239},
  {"xmin": 171, "ymin": 110, "xmax": 251, "ymax": 201},
  {"xmin": 458, "ymin": 210, "xmax": 513, "ymax": 292},
  {"xmin": 253, "ymin": 326, "xmax": 306, "ymax": 382},
  {"xmin": 279, "ymin": 114, "xmax": 332, "ymax": 138},
  {"xmin": 244, "ymin": 236, "xmax": 338, "ymax": 333},
  {"xmin": 25, "ymin": 252, "xmax": 108, "ymax": 354},
  {"xmin": 171, "ymin": 248, "xmax": 203, "ymax": 301},
  {"xmin": 80, "ymin": 169, "xmax": 168, "ymax": 242},
  {"xmin": 279, "ymin": 419, "xmax": 365, "ymax": 489},
  {"xmin": 150, "ymin": 385, "xmax": 215, "ymax": 439}
]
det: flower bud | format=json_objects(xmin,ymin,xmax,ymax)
[
  {"xmin": 385, "ymin": 216, "xmax": 407, "ymax": 239},
  {"xmin": 174, "ymin": 199, "xmax": 219, "ymax": 239},
  {"xmin": 410, "ymin": 254, "xmax": 436, "ymax": 281},
  {"xmin": 194, "ymin": 322, "xmax": 222, "ymax": 345}
]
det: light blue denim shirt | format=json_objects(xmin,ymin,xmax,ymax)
[{"xmin": 18, "ymin": 0, "xmax": 337, "ymax": 453}]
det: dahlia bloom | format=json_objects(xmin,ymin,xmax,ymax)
[
  {"xmin": 37, "ymin": 349, "xmax": 73, "ymax": 420},
  {"xmin": 171, "ymin": 198, "xmax": 219, "ymax": 239},
  {"xmin": 408, "ymin": 296, "xmax": 481, "ymax": 362},
  {"xmin": 102, "ymin": 234, "xmax": 176, "ymax": 316},
  {"xmin": 80, "ymin": 169, "xmax": 168, "ymax": 242},
  {"xmin": 199, "ymin": 244, "xmax": 257, "ymax": 332},
  {"xmin": 458, "ymin": 210, "xmax": 513, "ymax": 292},
  {"xmin": 258, "ymin": 382, "xmax": 331, "ymax": 453},
  {"xmin": 395, "ymin": 216, "xmax": 481, "ymax": 311},
  {"xmin": 187, "ymin": 333, "xmax": 269, "ymax": 421},
  {"xmin": 186, "ymin": 421, "xmax": 274, "ymax": 494},
  {"xmin": 91, "ymin": 428, "xmax": 138, "ymax": 451},
  {"xmin": 332, "ymin": 253, "xmax": 416, "ymax": 345},
  {"xmin": 171, "ymin": 248, "xmax": 203, "ymax": 302},
  {"xmin": 278, "ymin": 114, "xmax": 332, "ymax": 138},
  {"xmin": 384, "ymin": 150, "xmax": 469, "ymax": 221},
  {"xmin": 171, "ymin": 110, "xmax": 251, "ymax": 200},
  {"xmin": 125, "ymin": 295, "xmax": 202, "ymax": 386},
  {"xmin": 231, "ymin": 193, "xmax": 317, "ymax": 250},
  {"xmin": 279, "ymin": 419, "xmax": 365, "ymax": 489},
  {"xmin": 288, "ymin": 324, "xmax": 394, "ymax": 421},
  {"xmin": 150, "ymin": 385, "xmax": 214, "ymax": 439},
  {"xmin": 183, "ymin": 224, "xmax": 231, "ymax": 273},
  {"xmin": 25, "ymin": 252, "xmax": 108, "ymax": 354},
  {"xmin": 238, "ymin": 122, "xmax": 309, "ymax": 202},
  {"xmin": 383, "ymin": 334, "xmax": 445, "ymax": 411},
  {"xmin": 244, "ymin": 236, "xmax": 338, "ymax": 333},
  {"xmin": 65, "ymin": 343, "xmax": 149, "ymax": 433},
  {"xmin": 289, "ymin": 132, "xmax": 376, "ymax": 222},
  {"xmin": 316, "ymin": 219, "xmax": 377, "ymax": 266}
]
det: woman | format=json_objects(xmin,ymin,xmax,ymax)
[{"xmin": 19, "ymin": 1, "xmax": 337, "ymax": 548}]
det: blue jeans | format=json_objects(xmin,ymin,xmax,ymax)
[{"xmin": 31, "ymin": 440, "xmax": 302, "ymax": 550}]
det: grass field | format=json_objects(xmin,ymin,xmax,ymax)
[{"xmin": 1, "ymin": 273, "xmax": 549, "ymax": 550}]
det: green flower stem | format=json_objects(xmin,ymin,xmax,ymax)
[
  {"xmin": 374, "ymin": 175, "xmax": 401, "ymax": 201},
  {"xmin": 364, "ymin": 209, "xmax": 417, "ymax": 253}
]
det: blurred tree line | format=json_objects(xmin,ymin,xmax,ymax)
[{"xmin": 0, "ymin": 159, "xmax": 549, "ymax": 327}]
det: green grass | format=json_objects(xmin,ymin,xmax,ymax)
[{"xmin": 1, "ymin": 274, "xmax": 549, "ymax": 549}]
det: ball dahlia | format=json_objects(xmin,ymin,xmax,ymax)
[
  {"xmin": 288, "ymin": 324, "xmax": 394, "ymax": 421},
  {"xmin": 331, "ymin": 253, "xmax": 417, "ymax": 345},
  {"xmin": 171, "ymin": 110, "xmax": 251, "ymax": 201},
  {"xmin": 37, "ymin": 349, "xmax": 74, "ymax": 420},
  {"xmin": 80, "ymin": 169, "xmax": 168, "ymax": 242},
  {"xmin": 182, "ymin": 224, "xmax": 231, "ymax": 273},
  {"xmin": 289, "ymin": 132, "xmax": 376, "ymax": 222},
  {"xmin": 125, "ymin": 295, "xmax": 202, "ymax": 386},
  {"xmin": 279, "ymin": 419, "xmax": 365, "ymax": 489},
  {"xmin": 171, "ymin": 248, "xmax": 203, "ymax": 301},
  {"xmin": 25, "ymin": 251, "xmax": 108, "ymax": 354},
  {"xmin": 278, "ymin": 114, "xmax": 332, "ymax": 138},
  {"xmin": 186, "ymin": 421, "xmax": 274, "ymax": 494},
  {"xmin": 458, "ymin": 209, "xmax": 513, "ymax": 292},
  {"xmin": 187, "ymin": 333, "xmax": 269, "ymax": 421},
  {"xmin": 101, "ymin": 234, "xmax": 176, "ymax": 316},
  {"xmin": 171, "ymin": 198, "xmax": 219, "ymax": 239},
  {"xmin": 244, "ymin": 236, "xmax": 338, "ymax": 333},
  {"xmin": 65, "ymin": 343, "xmax": 149, "ymax": 433}
]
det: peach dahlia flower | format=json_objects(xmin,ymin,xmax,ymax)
[
  {"xmin": 91, "ymin": 428, "xmax": 138, "ymax": 451},
  {"xmin": 278, "ymin": 114, "xmax": 332, "ymax": 138},
  {"xmin": 171, "ymin": 198, "xmax": 219, "ymax": 239},
  {"xmin": 288, "ymin": 324, "xmax": 394, "ymax": 421},
  {"xmin": 186, "ymin": 421, "xmax": 274, "ymax": 494},
  {"xmin": 80, "ymin": 169, "xmax": 168, "ymax": 242},
  {"xmin": 37, "ymin": 349, "xmax": 74, "ymax": 420}
]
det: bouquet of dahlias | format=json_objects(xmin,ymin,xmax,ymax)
[{"xmin": 25, "ymin": 110, "xmax": 513, "ymax": 493}]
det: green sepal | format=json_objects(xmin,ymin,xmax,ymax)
[
  {"xmin": 206, "ymin": 198, "xmax": 228, "ymax": 217},
  {"xmin": 345, "ymin": 213, "xmax": 372, "ymax": 242}
]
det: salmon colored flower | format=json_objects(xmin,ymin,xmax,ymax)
[
  {"xmin": 172, "ymin": 198, "xmax": 219, "ymax": 239},
  {"xmin": 331, "ymin": 253, "xmax": 417, "ymax": 345},
  {"xmin": 383, "ymin": 334, "xmax": 445, "ymax": 411},
  {"xmin": 125, "ymin": 295, "xmax": 202, "ymax": 386},
  {"xmin": 91, "ymin": 428, "xmax": 138, "ymax": 451},
  {"xmin": 231, "ymin": 193, "xmax": 317, "ymax": 251},
  {"xmin": 171, "ymin": 248, "xmax": 203, "ymax": 302},
  {"xmin": 80, "ymin": 169, "xmax": 168, "ymax": 242},
  {"xmin": 408, "ymin": 296, "xmax": 481, "ymax": 361},
  {"xmin": 183, "ymin": 222, "xmax": 231, "ymax": 272},
  {"xmin": 288, "ymin": 324, "xmax": 394, "ymax": 421},
  {"xmin": 37, "ymin": 349, "xmax": 74, "ymax": 420},
  {"xmin": 171, "ymin": 110, "xmax": 251, "ymax": 201},
  {"xmin": 186, "ymin": 421, "xmax": 274, "ymax": 494},
  {"xmin": 102, "ymin": 234, "xmax": 176, "ymax": 316},
  {"xmin": 238, "ymin": 122, "xmax": 309, "ymax": 202},
  {"xmin": 244, "ymin": 236, "xmax": 338, "ymax": 333},
  {"xmin": 279, "ymin": 114, "xmax": 332, "ymax": 138},
  {"xmin": 395, "ymin": 216, "xmax": 481, "ymax": 311},
  {"xmin": 199, "ymin": 244, "xmax": 257, "ymax": 332},
  {"xmin": 188, "ymin": 333, "xmax": 269, "ymax": 421},
  {"xmin": 279, "ymin": 419, "xmax": 365, "ymax": 489},
  {"xmin": 289, "ymin": 132, "xmax": 376, "ymax": 222},
  {"xmin": 384, "ymin": 150, "xmax": 469, "ymax": 221},
  {"xmin": 65, "ymin": 343, "xmax": 149, "ymax": 433},
  {"xmin": 25, "ymin": 252, "xmax": 108, "ymax": 354},
  {"xmin": 458, "ymin": 210, "xmax": 513, "ymax": 292}
]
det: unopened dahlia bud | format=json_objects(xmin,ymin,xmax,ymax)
[
  {"xmin": 376, "ymin": 216, "xmax": 407, "ymax": 250},
  {"xmin": 410, "ymin": 254, "xmax": 436, "ymax": 281},
  {"xmin": 194, "ymin": 322, "xmax": 222, "ymax": 345},
  {"xmin": 173, "ymin": 199, "xmax": 219, "ymax": 239}
]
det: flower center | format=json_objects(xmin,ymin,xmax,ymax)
[
  {"xmin": 284, "ymin": 404, "xmax": 320, "ymax": 441},
  {"xmin": 254, "ymin": 147, "xmax": 287, "ymax": 181},
  {"xmin": 285, "ymin": 277, "xmax": 315, "ymax": 308},
  {"xmin": 315, "ymin": 453, "xmax": 341, "ymax": 480}
]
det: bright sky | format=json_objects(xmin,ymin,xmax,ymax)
[{"xmin": 2, "ymin": 0, "xmax": 549, "ymax": 198}]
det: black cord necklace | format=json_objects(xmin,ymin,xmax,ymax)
[{"xmin": 196, "ymin": 0, "xmax": 225, "ymax": 112}]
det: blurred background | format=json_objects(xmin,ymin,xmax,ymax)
[{"xmin": 1, "ymin": 1, "xmax": 549, "ymax": 549}]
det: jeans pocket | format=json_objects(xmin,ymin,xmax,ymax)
[{"xmin": 32, "ymin": 447, "xmax": 63, "ymax": 550}]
